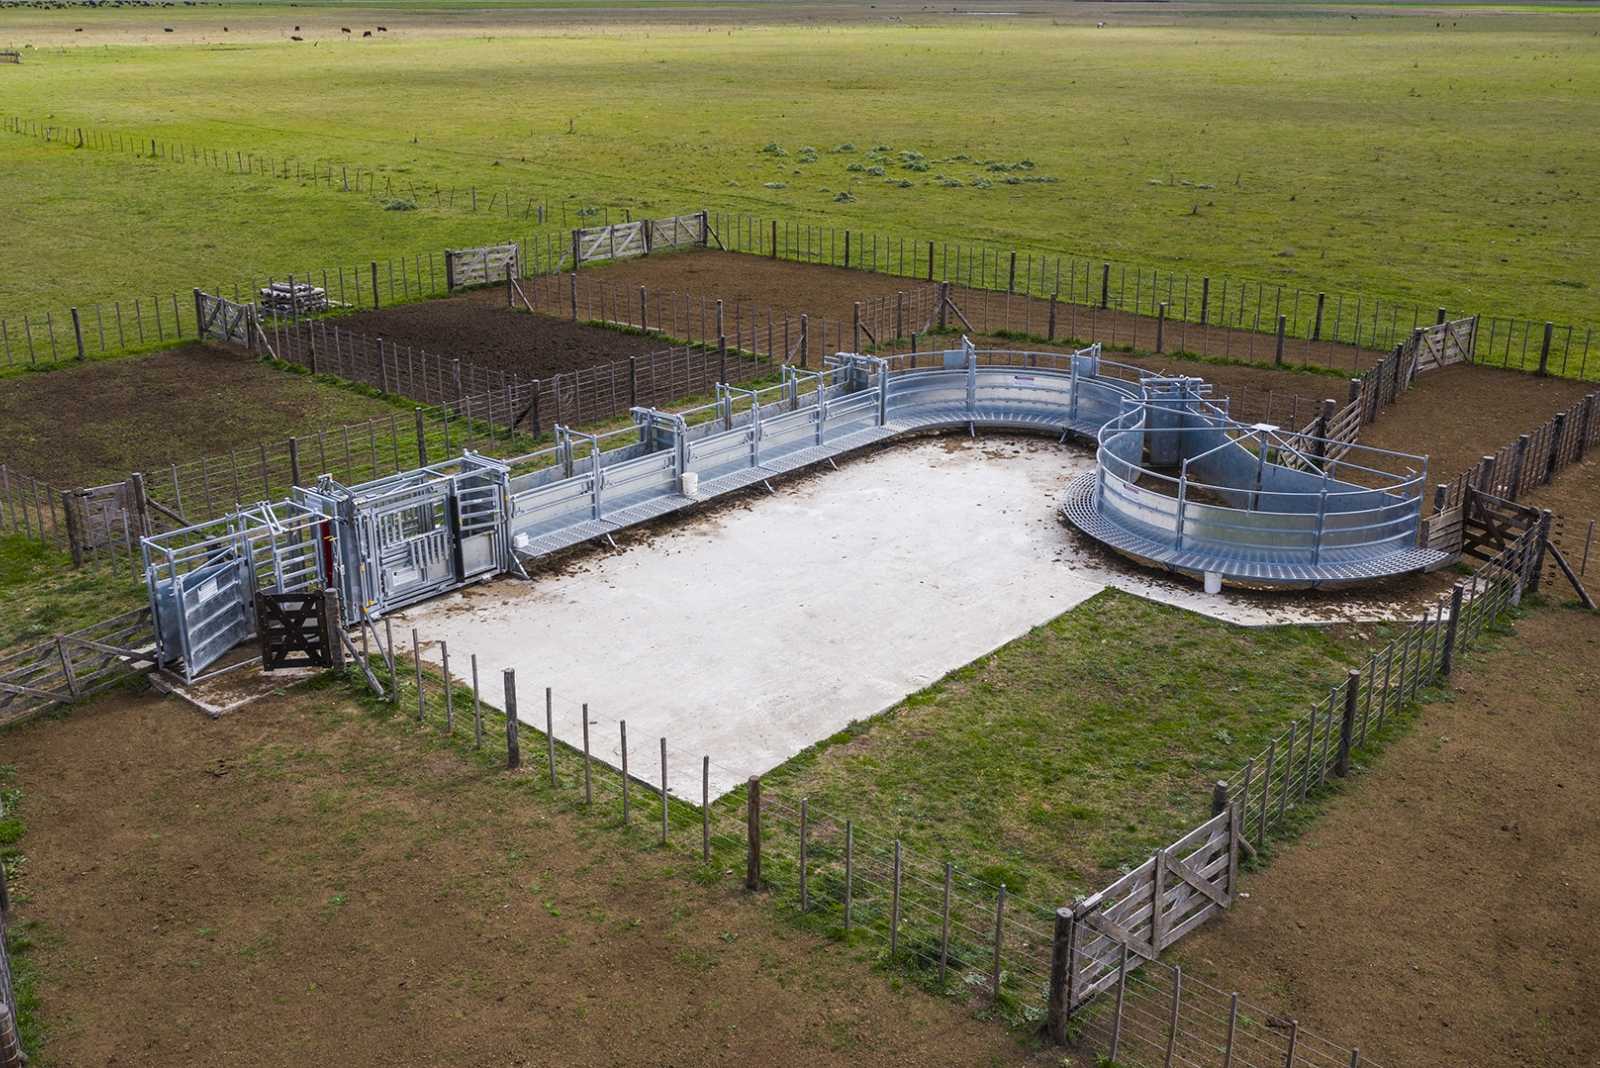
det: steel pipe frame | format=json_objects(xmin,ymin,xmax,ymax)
[{"xmin": 143, "ymin": 343, "xmax": 1452, "ymax": 676}]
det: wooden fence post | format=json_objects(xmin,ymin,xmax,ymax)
[
  {"xmin": 571, "ymin": 229, "xmax": 581, "ymax": 271},
  {"xmin": 1048, "ymin": 291, "xmax": 1059, "ymax": 341},
  {"xmin": 1509, "ymin": 434, "xmax": 1531, "ymax": 500},
  {"xmin": 926, "ymin": 240, "xmax": 935, "ymax": 282},
  {"xmin": 744, "ymin": 776, "xmax": 761, "ymax": 890},
  {"xmin": 843, "ymin": 229, "xmax": 851, "ymax": 269},
  {"xmin": 499, "ymin": 671, "xmax": 521, "ymax": 769},
  {"xmin": 370, "ymin": 262, "xmax": 380, "ymax": 309},
  {"xmin": 638, "ymin": 285, "xmax": 648, "ymax": 332},
  {"xmin": 71, "ymin": 306, "xmax": 85, "ymax": 360},
  {"xmin": 938, "ymin": 281, "xmax": 950, "ymax": 331},
  {"xmin": 1099, "ymin": 263, "xmax": 1111, "ymax": 309},
  {"xmin": 1199, "ymin": 277, "xmax": 1210, "ymax": 325},
  {"xmin": 569, "ymin": 272, "xmax": 578, "ymax": 321},
  {"xmin": 1547, "ymin": 411, "xmax": 1567, "ymax": 484},
  {"xmin": 1046, "ymin": 907, "xmax": 1074, "ymax": 1044},
  {"xmin": 288, "ymin": 437, "xmax": 302, "ymax": 488},
  {"xmin": 1007, "ymin": 250, "xmax": 1017, "ymax": 294},
  {"xmin": 1336, "ymin": 668, "xmax": 1359, "ymax": 777},
  {"xmin": 1441, "ymin": 583, "xmax": 1465, "ymax": 676},
  {"xmin": 770, "ymin": 218, "xmax": 778, "ymax": 258},
  {"xmin": 1313, "ymin": 292, "xmax": 1326, "ymax": 340},
  {"xmin": 1528, "ymin": 510, "xmax": 1553, "ymax": 596},
  {"xmin": 1275, "ymin": 314, "xmax": 1288, "ymax": 367},
  {"xmin": 1538, "ymin": 321, "xmax": 1553, "ymax": 375},
  {"xmin": 1576, "ymin": 394, "xmax": 1596, "ymax": 463},
  {"xmin": 414, "ymin": 408, "xmax": 428, "ymax": 466},
  {"xmin": 852, "ymin": 302, "xmax": 861, "ymax": 353},
  {"xmin": 1156, "ymin": 301, "xmax": 1167, "ymax": 354}
]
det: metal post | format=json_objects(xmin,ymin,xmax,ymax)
[
  {"xmin": 701, "ymin": 755, "xmax": 710, "ymax": 863},
  {"xmin": 412, "ymin": 628, "xmax": 425, "ymax": 722},
  {"xmin": 798, "ymin": 797, "xmax": 809, "ymax": 911},
  {"xmin": 621, "ymin": 720, "xmax": 630, "ymax": 823},
  {"xmin": 933, "ymin": 860, "xmax": 950, "ymax": 983},
  {"xmin": 545, "ymin": 687, "xmax": 557, "ymax": 786},
  {"xmin": 659, "ymin": 738, "xmax": 669, "ymax": 845},
  {"xmin": 890, "ymin": 838, "xmax": 902, "ymax": 957},
  {"xmin": 440, "ymin": 641, "xmax": 453, "ymax": 732},
  {"xmin": 844, "ymin": 820, "xmax": 854, "ymax": 932}
]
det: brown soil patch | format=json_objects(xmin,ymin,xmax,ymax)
[
  {"xmin": 582, "ymin": 250, "xmax": 1389, "ymax": 375},
  {"xmin": 0, "ymin": 343, "xmax": 396, "ymax": 487},
  {"xmin": 4, "ymin": 688, "xmax": 1042, "ymax": 1068},
  {"xmin": 1356, "ymin": 364, "xmax": 1592, "ymax": 484},
  {"xmin": 331, "ymin": 299, "xmax": 668, "ymax": 382},
  {"xmin": 1173, "ymin": 602, "xmax": 1600, "ymax": 1068}
]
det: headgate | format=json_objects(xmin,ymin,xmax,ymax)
[{"xmin": 302, "ymin": 452, "xmax": 512, "ymax": 623}]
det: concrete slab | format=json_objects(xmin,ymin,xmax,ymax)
[{"xmin": 396, "ymin": 436, "xmax": 1436, "ymax": 800}]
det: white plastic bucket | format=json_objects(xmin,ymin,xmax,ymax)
[
  {"xmin": 1204, "ymin": 571, "xmax": 1223, "ymax": 595},
  {"xmin": 681, "ymin": 471, "xmax": 700, "ymax": 496}
]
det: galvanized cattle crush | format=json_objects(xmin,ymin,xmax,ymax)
[{"xmin": 140, "ymin": 340, "xmax": 1451, "ymax": 681}]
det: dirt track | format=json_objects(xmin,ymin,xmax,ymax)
[{"xmin": 3, "ymin": 688, "xmax": 1042, "ymax": 1068}]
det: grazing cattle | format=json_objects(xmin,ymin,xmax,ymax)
[
  {"xmin": 362, "ymin": 30, "xmax": 372, "ymax": 37},
  {"xmin": 377, "ymin": 26, "xmax": 387, "ymax": 32},
  {"xmin": 163, "ymin": 27, "xmax": 174, "ymax": 33},
  {"xmin": 1096, "ymin": 21, "xmax": 1106, "ymax": 28},
  {"xmin": 290, "ymin": 35, "xmax": 303, "ymax": 41},
  {"xmin": 341, "ymin": 27, "xmax": 350, "ymax": 33}
]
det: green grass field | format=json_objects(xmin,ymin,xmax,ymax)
[{"xmin": 1, "ymin": 5, "xmax": 1597, "ymax": 328}]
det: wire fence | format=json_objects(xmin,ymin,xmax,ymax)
[
  {"xmin": 704, "ymin": 209, "xmax": 1600, "ymax": 381},
  {"xmin": 3, "ymin": 114, "xmax": 616, "ymax": 228},
  {"xmin": 364, "ymin": 615, "xmax": 1395, "ymax": 1068},
  {"xmin": 0, "ymin": 233, "xmax": 577, "ymax": 375}
]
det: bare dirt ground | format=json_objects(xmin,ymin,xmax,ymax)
[
  {"xmin": 332, "ymin": 299, "xmax": 668, "ymax": 381},
  {"xmin": 1355, "ymin": 363, "xmax": 1593, "ymax": 486},
  {"xmin": 584, "ymin": 249, "xmax": 1388, "ymax": 372},
  {"xmin": 1173, "ymin": 600, "xmax": 1600, "ymax": 1068},
  {"xmin": 3, "ymin": 686, "xmax": 1043, "ymax": 1068},
  {"xmin": 0, "ymin": 343, "xmax": 395, "ymax": 487}
]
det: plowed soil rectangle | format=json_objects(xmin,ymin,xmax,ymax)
[{"xmin": 329, "ymin": 297, "xmax": 668, "ymax": 381}]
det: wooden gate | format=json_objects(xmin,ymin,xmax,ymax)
[
  {"xmin": 1411, "ymin": 315, "xmax": 1478, "ymax": 374},
  {"xmin": 255, "ymin": 590, "xmax": 344, "ymax": 671},
  {"xmin": 1068, "ymin": 804, "xmax": 1240, "ymax": 1008},
  {"xmin": 445, "ymin": 242, "xmax": 520, "ymax": 289},
  {"xmin": 62, "ymin": 480, "xmax": 147, "ymax": 564},
  {"xmin": 196, "ymin": 290, "xmax": 257, "ymax": 348}
]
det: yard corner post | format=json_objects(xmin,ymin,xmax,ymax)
[
  {"xmin": 744, "ymin": 775, "xmax": 762, "ymax": 891},
  {"xmin": 370, "ymin": 261, "xmax": 380, "ymax": 309},
  {"xmin": 1046, "ymin": 906, "xmax": 1075, "ymax": 1045},
  {"xmin": 1275, "ymin": 314, "xmax": 1288, "ymax": 367}
]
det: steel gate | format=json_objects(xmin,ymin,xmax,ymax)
[{"xmin": 143, "ymin": 501, "xmax": 331, "ymax": 682}]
